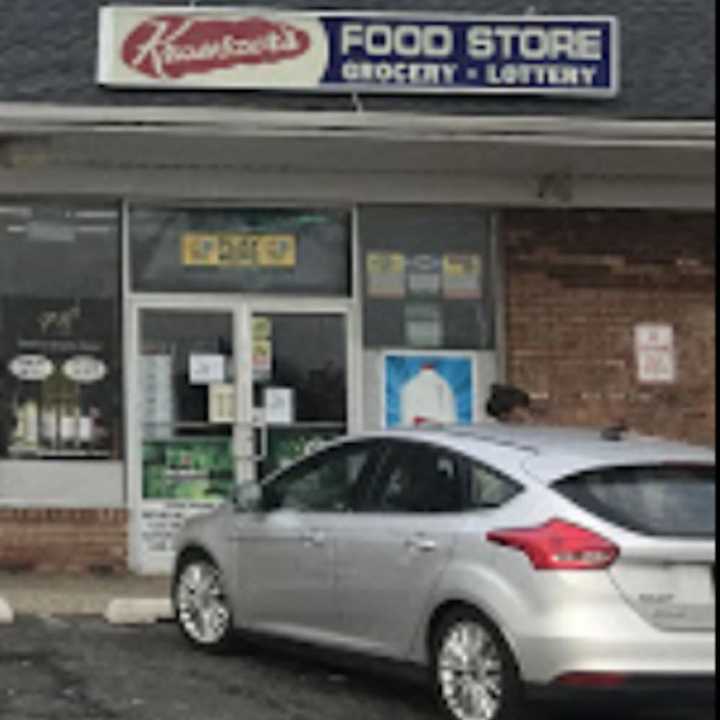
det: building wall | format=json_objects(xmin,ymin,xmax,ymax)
[
  {"xmin": 504, "ymin": 210, "xmax": 716, "ymax": 446},
  {"xmin": 0, "ymin": 508, "xmax": 128, "ymax": 573}
]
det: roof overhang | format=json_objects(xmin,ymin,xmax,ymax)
[
  {"xmin": 0, "ymin": 102, "xmax": 714, "ymax": 146},
  {"xmin": 0, "ymin": 103, "xmax": 715, "ymax": 209}
]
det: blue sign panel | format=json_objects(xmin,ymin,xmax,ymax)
[
  {"xmin": 322, "ymin": 15, "xmax": 619, "ymax": 96},
  {"xmin": 100, "ymin": 9, "xmax": 619, "ymax": 97}
]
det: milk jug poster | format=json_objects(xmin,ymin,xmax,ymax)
[{"xmin": 384, "ymin": 353, "xmax": 475, "ymax": 428}]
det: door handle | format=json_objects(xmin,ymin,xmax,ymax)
[
  {"xmin": 405, "ymin": 535, "xmax": 438, "ymax": 553},
  {"xmin": 300, "ymin": 530, "xmax": 326, "ymax": 547}
]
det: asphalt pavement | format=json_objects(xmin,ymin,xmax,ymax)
[{"xmin": 0, "ymin": 615, "xmax": 715, "ymax": 720}]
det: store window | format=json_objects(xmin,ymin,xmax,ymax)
[
  {"xmin": 359, "ymin": 206, "xmax": 495, "ymax": 350},
  {"xmin": 129, "ymin": 206, "xmax": 351, "ymax": 295},
  {"xmin": 0, "ymin": 201, "xmax": 121, "ymax": 460}
]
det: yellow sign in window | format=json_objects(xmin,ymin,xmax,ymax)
[
  {"xmin": 256, "ymin": 235, "xmax": 296, "ymax": 267},
  {"xmin": 181, "ymin": 233, "xmax": 220, "ymax": 266},
  {"xmin": 181, "ymin": 233, "xmax": 297, "ymax": 268}
]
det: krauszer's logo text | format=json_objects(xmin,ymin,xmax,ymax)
[{"xmin": 122, "ymin": 15, "xmax": 312, "ymax": 79}]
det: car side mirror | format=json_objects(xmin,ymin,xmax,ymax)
[{"xmin": 232, "ymin": 482, "xmax": 263, "ymax": 513}]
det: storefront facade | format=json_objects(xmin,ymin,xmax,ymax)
[{"xmin": 0, "ymin": 1, "xmax": 714, "ymax": 574}]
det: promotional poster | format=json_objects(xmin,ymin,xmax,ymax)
[{"xmin": 384, "ymin": 352, "xmax": 475, "ymax": 428}]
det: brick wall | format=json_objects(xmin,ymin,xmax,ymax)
[
  {"xmin": 0, "ymin": 508, "xmax": 128, "ymax": 573},
  {"xmin": 504, "ymin": 210, "xmax": 716, "ymax": 447}
]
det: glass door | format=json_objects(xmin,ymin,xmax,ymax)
[
  {"xmin": 129, "ymin": 302, "xmax": 351, "ymax": 573},
  {"xmin": 249, "ymin": 311, "xmax": 348, "ymax": 479},
  {"xmin": 132, "ymin": 306, "xmax": 247, "ymax": 572}
]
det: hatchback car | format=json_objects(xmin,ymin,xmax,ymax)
[{"xmin": 172, "ymin": 425, "xmax": 716, "ymax": 720}]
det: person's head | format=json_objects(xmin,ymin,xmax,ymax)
[{"xmin": 485, "ymin": 384, "xmax": 533, "ymax": 423}]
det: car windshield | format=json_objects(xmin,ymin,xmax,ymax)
[{"xmin": 553, "ymin": 465, "xmax": 716, "ymax": 539}]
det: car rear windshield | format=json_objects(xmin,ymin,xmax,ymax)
[{"xmin": 553, "ymin": 465, "xmax": 716, "ymax": 539}]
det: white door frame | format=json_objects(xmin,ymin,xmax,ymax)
[{"xmin": 125, "ymin": 294, "xmax": 359, "ymax": 574}]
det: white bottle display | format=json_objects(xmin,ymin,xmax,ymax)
[
  {"xmin": 400, "ymin": 365, "xmax": 458, "ymax": 426},
  {"xmin": 22, "ymin": 400, "xmax": 39, "ymax": 448}
]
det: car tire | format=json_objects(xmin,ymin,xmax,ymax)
[
  {"xmin": 431, "ymin": 607, "xmax": 524, "ymax": 720},
  {"xmin": 173, "ymin": 552, "xmax": 235, "ymax": 654}
]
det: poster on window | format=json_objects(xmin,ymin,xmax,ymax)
[
  {"xmin": 142, "ymin": 438, "xmax": 234, "ymax": 500},
  {"xmin": 262, "ymin": 426, "xmax": 343, "ymax": 475},
  {"xmin": 1, "ymin": 297, "xmax": 118, "ymax": 458},
  {"xmin": 407, "ymin": 254, "xmax": 442, "ymax": 297},
  {"xmin": 442, "ymin": 254, "xmax": 483, "ymax": 299},
  {"xmin": 383, "ymin": 352, "xmax": 475, "ymax": 428},
  {"xmin": 366, "ymin": 252, "xmax": 406, "ymax": 298}
]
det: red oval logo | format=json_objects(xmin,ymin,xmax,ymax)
[{"xmin": 122, "ymin": 15, "xmax": 312, "ymax": 79}]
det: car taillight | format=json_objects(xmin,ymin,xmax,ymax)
[{"xmin": 487, "ymin": 519, "xmax": 619, "ymax": 570}]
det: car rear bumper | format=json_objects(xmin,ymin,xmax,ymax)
[
  {"xmin": 515, "ymin": 631, "xmax": 716, "ymax": 685},
  {"xmin": 525, "ymin": 673, "xmax": 716, "ymax": 703}
]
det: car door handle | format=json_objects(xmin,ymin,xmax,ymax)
[
  {"xmin": 300, "ymin": 530, "xmax": 326, "ymax": 547},
  {"xmin": 405, "ymin": 535, "xmax": 438, "ymax": 553}
]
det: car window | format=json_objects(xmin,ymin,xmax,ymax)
[
  {"xmin": 263, "ymin": 442, "xmax": 377, "ymax": 513},
  {"xmin": 468, "ymin": 462, "xmax": 522, "ymax": 509},
  {"xmin": 373, "ymin": 442, "xmax": 464, "ymax": 513},
  {"xmin": 554, "ymin": 465, "xmax": 716, "ymax": 538}
]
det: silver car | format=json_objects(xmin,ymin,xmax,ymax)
[{"xmin": 172, "ymin": 425, "xmax": 716, "ymax": 720}]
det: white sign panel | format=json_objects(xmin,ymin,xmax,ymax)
[
  {"xmin": 264, "ymin": 387, "xmax": 295, "ymax": 425},
  {"xmin": 97, "ymin": 7, "xmax": 619, "ymax": 97},
  {"xmin": 8, "ymin": 354, "xmax": 54, "ymax": 382},
  {"xmin": 209, "ymin": 383, "xmax": 236, "ymax": 424},
  {"xmin": 189, "ymin": 354, "xmax": 226, "ymax": 385},
  {"xmin": 62, "ymin": 355, "xmax": 108, "ymax": 384},
  {"xmin": 634, "ymin": 324, "xmax": 676, "ymax": 384},
  {"xmin": 140, "ymin": 501, "xmax": 219, "ymax": 555},
  {"xmin": 141, "ymin": 354, "xmax": 174, "ymax": 438}
]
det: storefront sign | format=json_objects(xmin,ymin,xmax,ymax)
[
  {"xmin": 635, "ymin": 323, "xmax": 676, "ymax": 384},
  {"xmin": 98, "ymin": 8, "xmax": 619, "ymax": 97},
  {"xmin": 181, "ymin": 233, "xmax": 297, "ymax": 268}
]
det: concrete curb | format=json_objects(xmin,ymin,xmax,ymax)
[
  {"xmin": 0, "ymin": 596, "xmax": 14, "ymax": 624},
  {"xmin": 104, "ymin": 598, "xmax": 173, "ymax": 625}
]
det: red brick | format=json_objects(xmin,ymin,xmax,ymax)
[
  {"xmin": 0, "ymin": 508, "xmax": 128, "ymax": 573},
  {"xmin": 503, "ymin": 209, "xmax": 716, "ymax": 446}
]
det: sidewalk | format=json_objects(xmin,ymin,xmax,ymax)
[{"xmin": 0, "ymin": 571, "xmax": 171, "ymax": 619}]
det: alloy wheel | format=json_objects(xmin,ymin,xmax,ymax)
[
  {"xmin": 436, "ymin": 619, "xmax": 506, "ymax": 720},
  {"xmin": 175, "ymin": 558, "xmax": 232, "ymax": 648}
]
